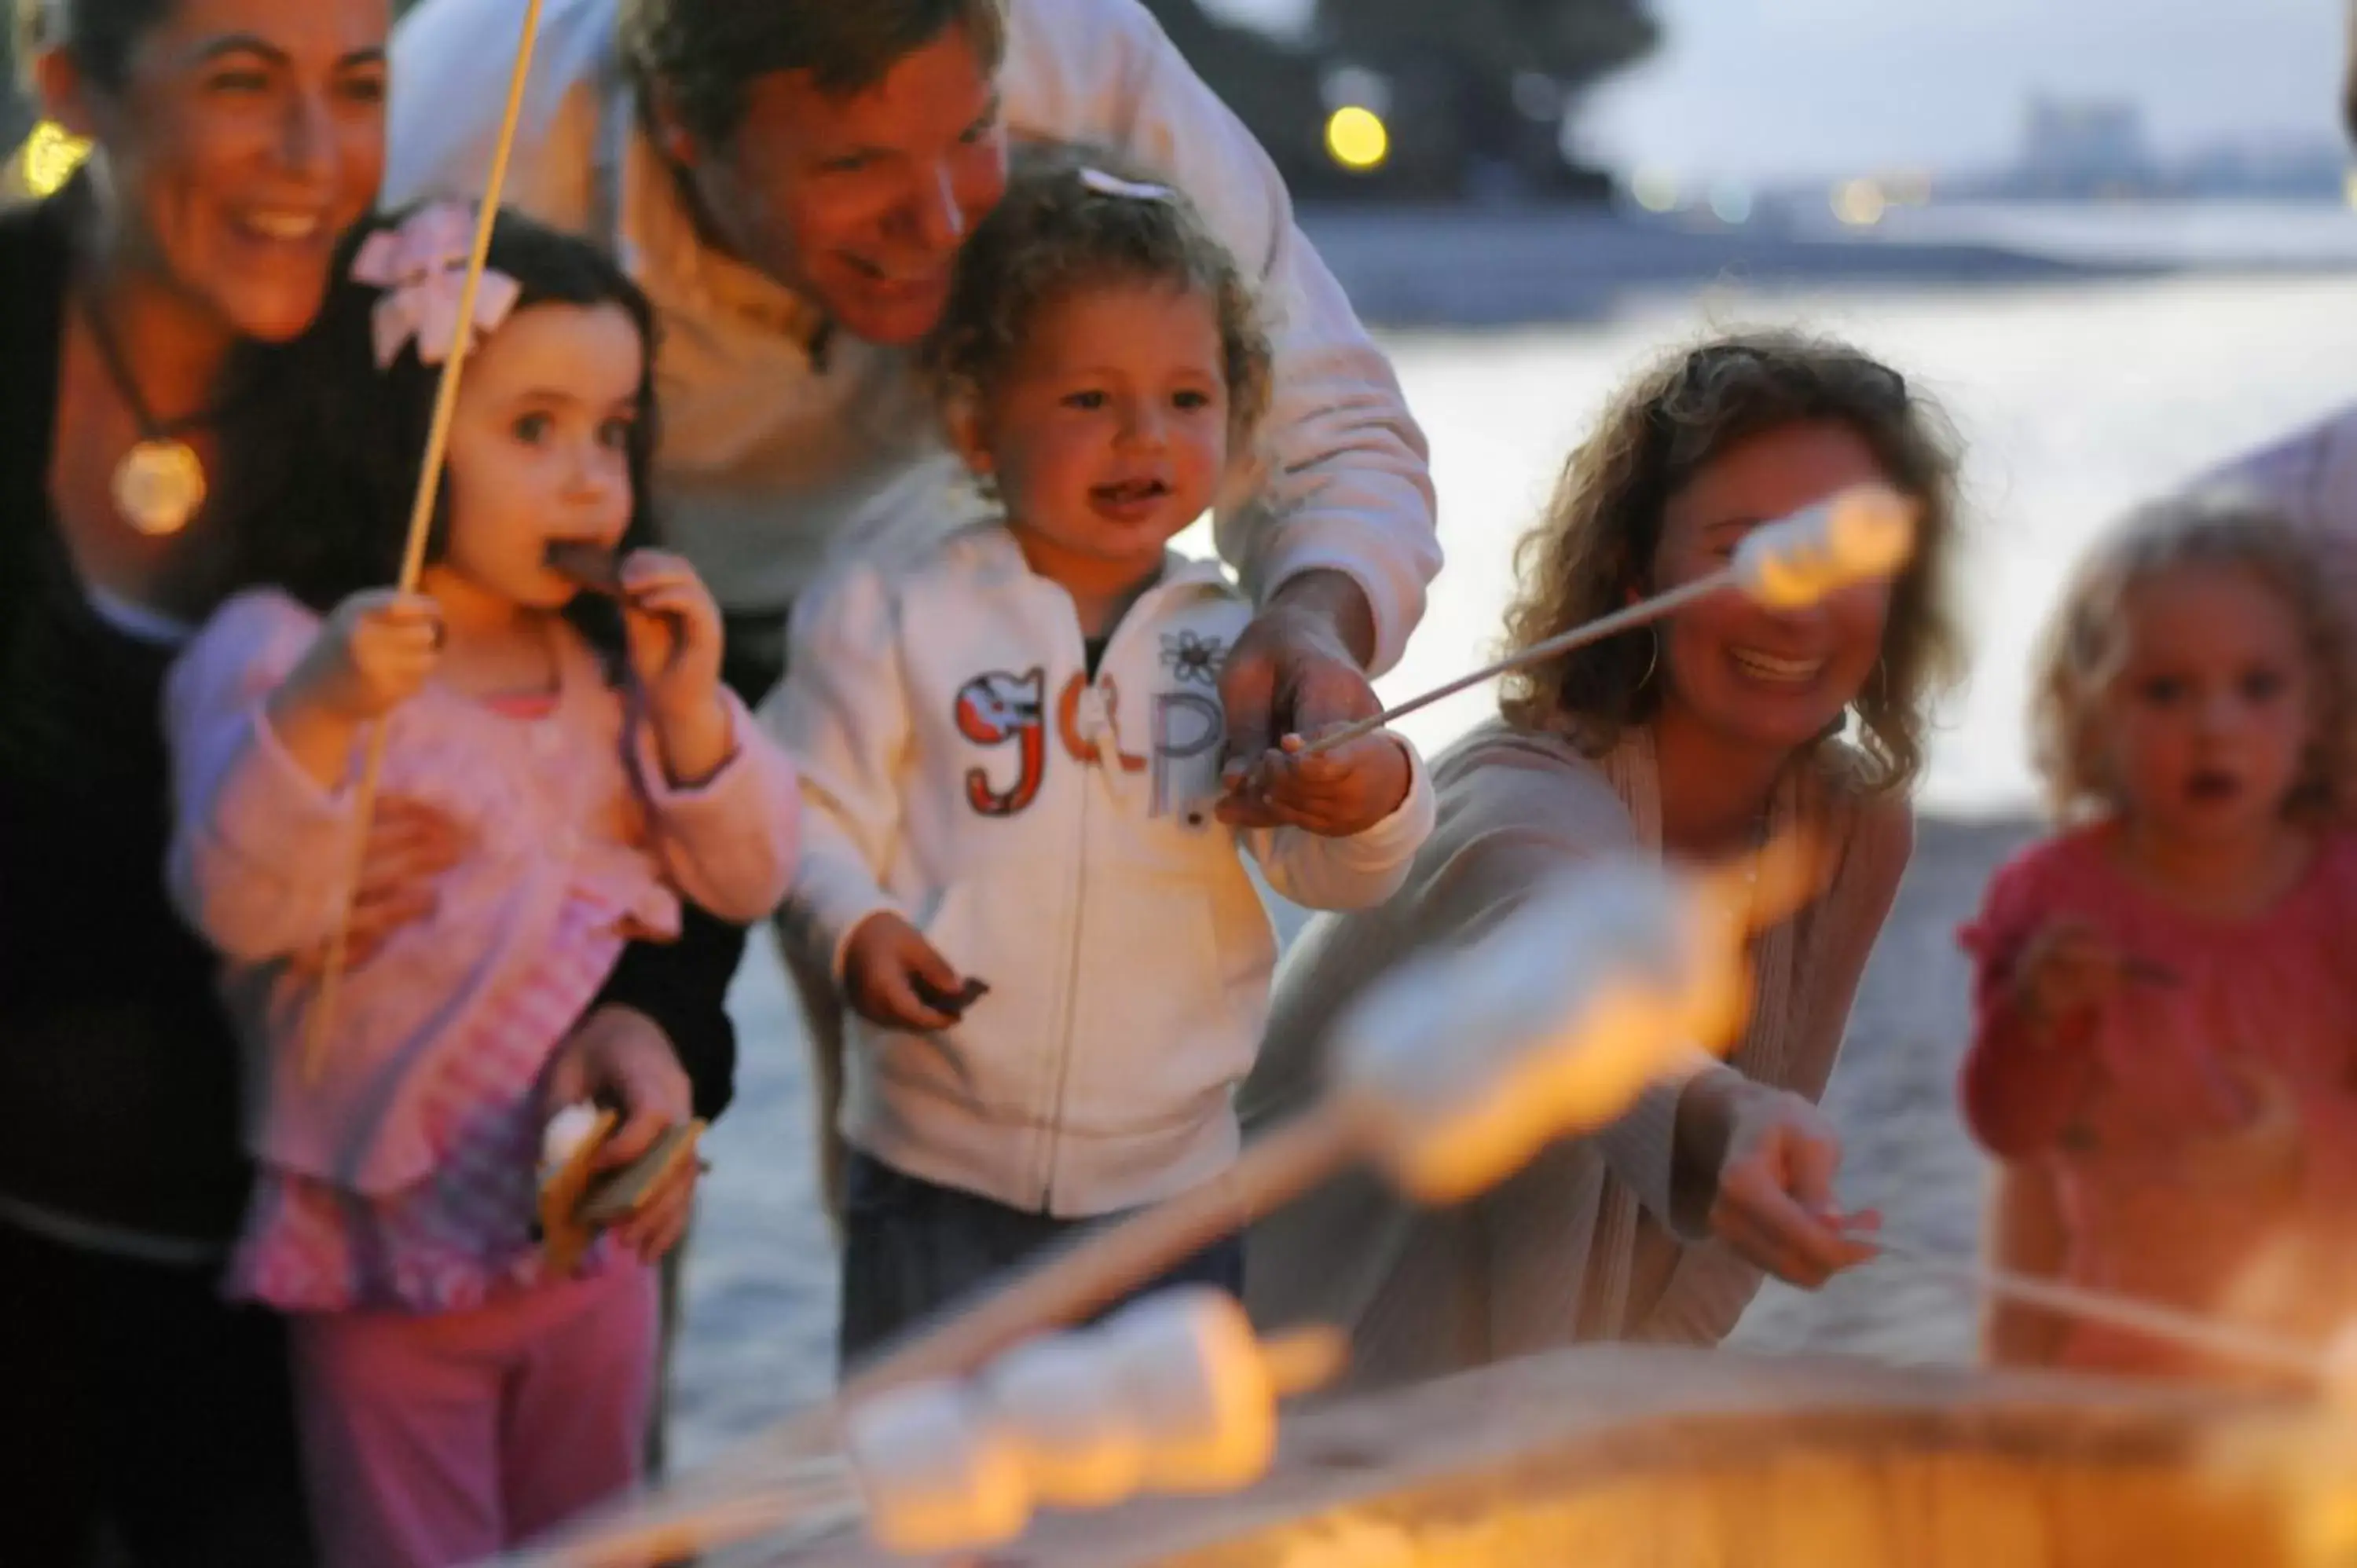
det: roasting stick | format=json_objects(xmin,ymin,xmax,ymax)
[
  {"xmin": 1868, "ymin": 1234, "xmax": 2323, "ymax": 1384},
  {"xmin": 504, "ymin": 830, "xmax": 1835, "ymax": 1568},
  {"xmin": 1288, "ymin": 482, "xmax": 1919, "ymax": 760},
  {"xmin": 1291, "ymin": 575, "xmax": 1725, "ymax": 754},
  {"xmin": 302, "ymin": 0, "xmax": 547, "ymax": 1082}
]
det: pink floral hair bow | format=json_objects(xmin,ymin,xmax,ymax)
[{"xmin": 350, "ymin": 200, "xmax": 522, "ymax": 371}]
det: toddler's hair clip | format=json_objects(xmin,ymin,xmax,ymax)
[
  {"xmin": 1078, "ymin": 167, "xmax": 1176, "ymax": 204},
  {"xmin": 350, "ymin": 200, "xmax": 522, "ymax": 371}
]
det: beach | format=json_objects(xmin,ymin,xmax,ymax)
[{"xmin": 665, "ymin": 248, "xmax": 2357, "ymax": 1467}]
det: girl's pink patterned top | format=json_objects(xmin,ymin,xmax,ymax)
[{"xmin": 231, "ymin": 893, "xmax": 622, "ymax": 1312}]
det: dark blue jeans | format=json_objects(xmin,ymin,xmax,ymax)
[{"xmin": 837, "ymin": 1152, "xmax": 1247, "ymax": 1371}]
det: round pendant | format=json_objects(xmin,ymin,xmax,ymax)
[{"xmin": 112, "ymin": 439, "xmax": 207, "ymax": 537}]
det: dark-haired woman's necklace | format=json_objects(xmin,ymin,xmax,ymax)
[{"xmin": 77, "ymin": 291, "xmax": 213, "ymax": 537}]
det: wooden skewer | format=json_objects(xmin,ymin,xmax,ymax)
[
  {"xmin": 1868, "ymin": 1234, "xmax": 2322, "ymax": 1383},
  {"xmin": 302, "ymin": 0, "xmax": 548, "ymax": 1083}
]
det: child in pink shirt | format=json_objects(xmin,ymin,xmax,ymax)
[
  {"xmin": 1960, "ymin": 493, "xmax": 2357, "ymax": 1381},
  {"xmin": 163, "ymin": 204, "xmax": 797, "ymax": 1566}
]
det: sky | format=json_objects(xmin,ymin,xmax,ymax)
[{"xmin": 1198, "ymin": 0, "xmax": 2348, "ymax": 184}]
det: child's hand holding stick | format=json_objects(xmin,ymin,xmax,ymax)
[
  {"xmin": 265, "ymin": 590, "xmax": 443, "ymax": 787},
  {"xmin": 1218, "ymin": 726, "xmax": 1412, "ymax": 836}
]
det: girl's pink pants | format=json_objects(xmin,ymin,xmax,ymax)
[{"xmin": 287, "ymin": 1263, "xmax": 658, "ymax": 1568}]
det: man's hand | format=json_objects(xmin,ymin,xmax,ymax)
[
  {"xmin": 1217, "ymin": 571, "xmax": 1382, "ymax": 829},
  {"xmin": 287, "ymin": 795, "xmax": 469, "ymax": 976},
  {"xmin": 346, "ymin": 796, "xmax": 466, "ymax": 967},
  {"xmin": 543, "ymin": 1005, "xmax": 698, "ymax": 1264}
]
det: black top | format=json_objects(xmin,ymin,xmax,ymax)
[{"xmin": 0, "ymin": 189, "xmax": 741, "ymax": 1246}]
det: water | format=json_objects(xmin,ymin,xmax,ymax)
[
  {"xmin": 1798, "ymin": 200, "xmax": 2357, "ymax": 270},
  {"xmin": 672, "ymin": 267, "xmax": 2357, "ymax": 1465},
  {"xmin": 1363, "ymin": 269, "xmax": 2357, "ymax": 819}
]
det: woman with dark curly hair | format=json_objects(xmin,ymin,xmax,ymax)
[{"xmin": 1240, "ymin": 330, "xmax": 1970, "ymax": 1394}]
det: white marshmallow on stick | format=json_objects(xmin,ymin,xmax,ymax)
[
  {"xmin": 1332, "ymin": 862, "xmax": 1750, "ymax": 1206},
  {"xmin": 841, "ymin": 1381, "xmax": 1032, "ymax": 1557},
  {"xmin": 1096, "ymin": 1288, "xmax": 1283, "ymax": 1493},
  {"xmin": 1291, "ymin": 482, "xmax": 1919, "ymax": 760},
  {"xmin": 848, "ymin": 1295, "xmax": 1334, "ymax": 1555},
  {"xmin": 977, "ymin": 1335, "xmax": 1149, "ymax": 1508},
  {"xmin": 1732, "ymin": 484, "xmax": 1918, "ymax": 610}
]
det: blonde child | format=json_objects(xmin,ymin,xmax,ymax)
[
  {"xmin": 764, "ymin": 149, "xmax": 1436, "ymax": 1366},
  {"xmin": 1961, "ymin": 494, "xmax": 2357, "ymax": 1380},
  {"xmin": 163, "ymin": 204, "xmax": 799, "ymax": 1566}
]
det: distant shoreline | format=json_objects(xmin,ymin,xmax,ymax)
[{"xmin": 1296, "ymin": 200, "xmax": 2357, "ymax": 328}]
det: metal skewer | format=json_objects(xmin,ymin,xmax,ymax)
[
  {"xmin": 1868, "ymin": 1233, "xmax": 2322, "ymax": 1384},
  {"xmin": 1288, "ymin": 483, "xmax": 1918, "ymax": 760},
  {"xmin": 1292, "ymin": 577, "xmax": 1727, "ymax": 758}
]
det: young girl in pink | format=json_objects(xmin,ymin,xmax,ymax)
[
  {"xmin": 1960, "ymin": 493, "xmax": 2357, "ymax": 1381},
  {"xmin": 161, "ymin": 203, "xmax": 798, "ymax": 1566}
]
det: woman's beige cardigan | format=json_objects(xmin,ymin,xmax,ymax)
[{"xmin": 1239, "ymin": 718, "xmax": 1913, "ymax": 1394}]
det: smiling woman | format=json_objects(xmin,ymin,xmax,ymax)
[
  {"xmin": 0, "ymin": 2, "xmax": 387, "ymax": 1563},
  {"xmin": 1239, "ymin": 331, "xmax": 1969, "ymax": 1394},
  {"xmin": 151, "ymin": 203, "xmax": 801, "ymax": 1565}
]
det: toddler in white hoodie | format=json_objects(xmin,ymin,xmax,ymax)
[{"xmin": 764, "ymin": 147, "xmax": 1436, "ymax": 1367}]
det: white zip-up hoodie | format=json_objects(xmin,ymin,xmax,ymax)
[{"xmin": 763, "ymin": 523, "xmax": 1436, "ymax": 1217}]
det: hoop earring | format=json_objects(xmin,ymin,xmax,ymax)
[
  {"xmin": 1637, "ymin": 628, "xmax": 1660, "ymax": 690},
  {"xmin": 1849, "ymin": 657, "xmax": 1890, "ymax": 716},
  {"xmin": 1823, "ymin": 658, "xmax": 1890, "ymax": 744}
]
